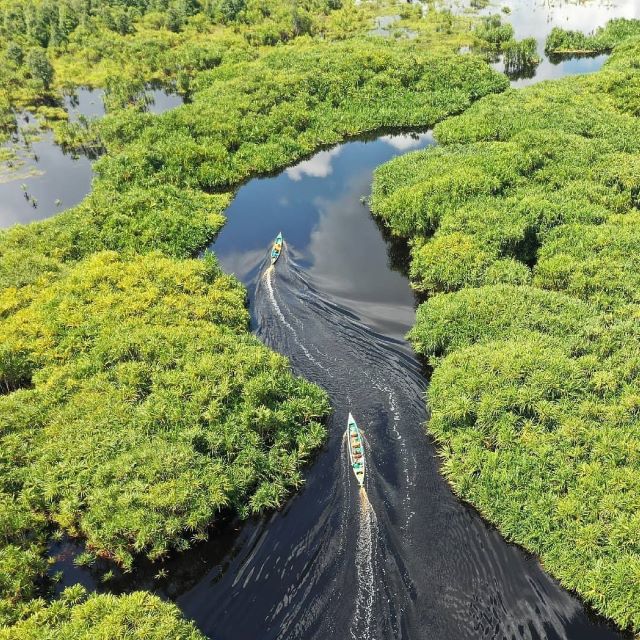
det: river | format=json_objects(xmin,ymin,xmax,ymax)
[
  {"xmin": 15, "ymin": 1, "xmax": 640, "ymax": 638},
  {"xmin": 181, "ymin": 136, "xmax": 622, "ymax": 640}
]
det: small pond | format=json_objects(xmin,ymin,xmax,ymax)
[{"xmin": 0, "ymin": 86, "xmax": 183, "ymax": 229}]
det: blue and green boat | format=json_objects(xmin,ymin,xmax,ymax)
[
  {"xmin": 347, "ymin": 413, "xmax": 365, "ymax": 486},
  {"xmin": 271, "ymin": 232, "xmax": 283, "ymax": 264}
]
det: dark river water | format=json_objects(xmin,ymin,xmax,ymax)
[
  {"xmin": 16, "ymin": 1, "xmax": 640, "ymax": 638},
  {"xmin": 188, "ymin": 135, "xmax": 623, "ymax": 640}
]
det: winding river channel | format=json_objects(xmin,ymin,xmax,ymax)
[
  {"xmin": 6, "ymin": 1, "xmax": 640, "ymax": 638},
  {"xmin": 192, "ymin": 134, "xmax": 626, "ymax": 639}
]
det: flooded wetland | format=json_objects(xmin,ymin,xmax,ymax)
[{"xmin": 2, "ymin": 1, "xmax": 639, "ymax": 639}]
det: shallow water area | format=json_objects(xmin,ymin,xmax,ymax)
[
  {"xmin": 0, "ymin": 87, "xmax": 183, "ymax": 229},
  {"xmin": 0, "ymin": 114, "xmax": 93, "ymax": 227},
  {"xmin": 369, "ymin": 14, "xmax": 417, "ymax": 38},
  {"xmin": 450, "ymin": 0, "xmax": 640, "ymax": 85},
  {"xmin": 63, "ymin": 86, "xmax": 184, "ymax": 122},
  {"xmin": 449, "ymin": 0, "xmax": 640, "ymax": 39}
]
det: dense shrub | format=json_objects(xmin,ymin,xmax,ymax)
[
  {"xmin": 94, "ymin": 41, "xmax": 508, "ymax": 190},
  {"xmin": 0, "ymin": 586, "xmax": 207, "ymax": 639},
  {"xmin": 408, "ymin": 285, "xmax": 596, "ymax": 358},
  {"xmin": 0, "ymin": 251, "xmax": 329, "ymax": 569},
  {"xmin": 502, "ymin": 37, "xmax": 539, "ymax": 75},
  {"xmin": 545, "ymin": 18, "xmax": 640, "ymax": 55},
  {"xmin": 371, "ymin": 22, "xmax": 640, "ymax": 634},
  {"xmin": 473, "ymin": 14, "xmax": 513, "ymax": 48}
]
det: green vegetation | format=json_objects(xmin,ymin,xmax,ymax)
[
  {"xmin": 0, "ymin": 0, "xmax": 510, "ymax": 636},
  {"xmin": 469, "ymin": 14, "xmax": 539, "ymax": 78},
  {"xmin": 473, "ymin": 13, "xmax": 513, "ymax": 49},
  {"xmin": 546, "ymin": 17, "xmax": 640, "ymax": 55},
  {"xmin": 0, "ymin": 585, "xmax": 207, "ymax": 639},
  {"xmin": 502, "ymin": 37, "xmax": 539, "ymax": 75},
  {"xmin": 0, "ymin": 0, "xmax": 494, "ymax": 144},
  {"xmin": 371, "ymin": 25, "xmax": 640, "ymax": 634},
  {"xmin": 1, "ymin": 251, "xmax": 329, "ymax": 568},
  {"xmin": 95, "ymin": 42, "xmax": 507, "ymax": 187}
]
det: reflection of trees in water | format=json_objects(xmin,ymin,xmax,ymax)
[
  {"xmin": 503, "ymin": 37, "xmax": 541, "ymax": 78},
  {"xmin": 547, "ymin": 50, "xmax": 604, "ymax": 65},
  {"xmin": 370, "ymin": 213, "xmax": 412, "ymax": 280}
]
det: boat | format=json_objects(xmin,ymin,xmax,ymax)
[
  {"xmin": 271, "ymin": 232, "xmax": 283, "ymax": 264},
  {"xmin": 347, "ymin": 412, "xmax": 365, "ymax": 487}
]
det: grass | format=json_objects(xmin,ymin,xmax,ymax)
[
  {"xmin": 370, "ymin": 25, "xmax": 640, "ymax": 634},
  {"xmin": 546, "ymin": 18, "xmax": 640, "ymax": 55}
]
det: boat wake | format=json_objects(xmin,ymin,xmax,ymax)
[
  {"xmin": 350, "ymin": 487, "xmax": 379, "ymax": 640},
  {"xmin": 260, "ymin": 258, "xmax": 327, "ymax": 372}
]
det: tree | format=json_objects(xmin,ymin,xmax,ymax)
[
  {"xmin": 165, "ymin": 5, "xmax": 184, "ymax": 31},
  {"xmin": 218, "ymin": 0, "xmax": 245, "ymax": 23},
  {"xmin": 114, "ymin": 8, "xmax": 134, "ymax": 35},
  {"xmin": 26, "ymin": 48, "xmax": 54, "ymax": 89}
]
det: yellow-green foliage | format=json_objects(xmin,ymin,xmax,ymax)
[
  {"xmin": 0, "ymin": 585, "xmax": 207, "ymax": 639},
  {"xmin": 371, "ymin": 28, "xmax": 640, "ymax": 633},
  {"xmin": 94, "ymin": 40, "xmax": 507, "ymax": 189},
  {"xmin": 546, "ymin": 18, "xmax": 640, "ymax": 55},
  {"xmin": 0, "ymin": 0, "xmax": 485, "ymax": 143},
  {"xmin": 0, "ymin": 251, "xmax": 329, "ymax": 572}
]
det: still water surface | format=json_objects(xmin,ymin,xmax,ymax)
[
  {"xmin": 0, "ymin": 88, "xmax": 182, "ymax": 227},
  {"xmin": 452, "ymin": 0, "xmax": 640, "ymax": 86}
]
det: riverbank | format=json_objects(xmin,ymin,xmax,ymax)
[{"xmin": 371, "ymin": 22, "xmax": 640, "ymax": 635}]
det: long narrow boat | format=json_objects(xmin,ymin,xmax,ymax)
[
  {"xmin": 271, "ymin": 232, "xmax": 283, "ymax": 264},
  {"xmin": 347, "ymin": 413, "xmax": 365, "ymax": 487}
]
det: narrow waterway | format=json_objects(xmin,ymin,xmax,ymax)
[
  {"xmin": 14, "ymin": 1, "xmax": 640, "ymax": 637},
  {"xmin": 163, "ymin": 132, "xmax": 622, "ymax": 640}
]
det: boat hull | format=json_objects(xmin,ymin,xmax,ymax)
[
  {"xmin": 271, "ymin": 232, "xmax": 283, "ymax": 264},
  {"xmin": 347, "ymin": 413, "xmax": 365, "ymax": 486}
]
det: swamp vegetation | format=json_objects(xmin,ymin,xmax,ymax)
[
  {"xmin": 371, "ymin": 22, "xmax": 640, "ymax": 635},
  {"xmin": 0, "ymin": 0, "xmax": 512, "ymax": 637}
]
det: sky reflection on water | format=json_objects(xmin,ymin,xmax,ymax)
[{"xmin": 212, "ymin": 132, "xmax": 435, "ymax": 337}]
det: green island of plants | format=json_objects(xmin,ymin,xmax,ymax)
[
  {"xmin": 0, "ymin": 0, "xmax": 510, "ymax": 636},
  {"xmin": 371, "ymin": 23, "xmax": 640, "ymax": 635},
  {"xmin": 0, "ymin": 585, "xmax": 206, "ymax": 639}
]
